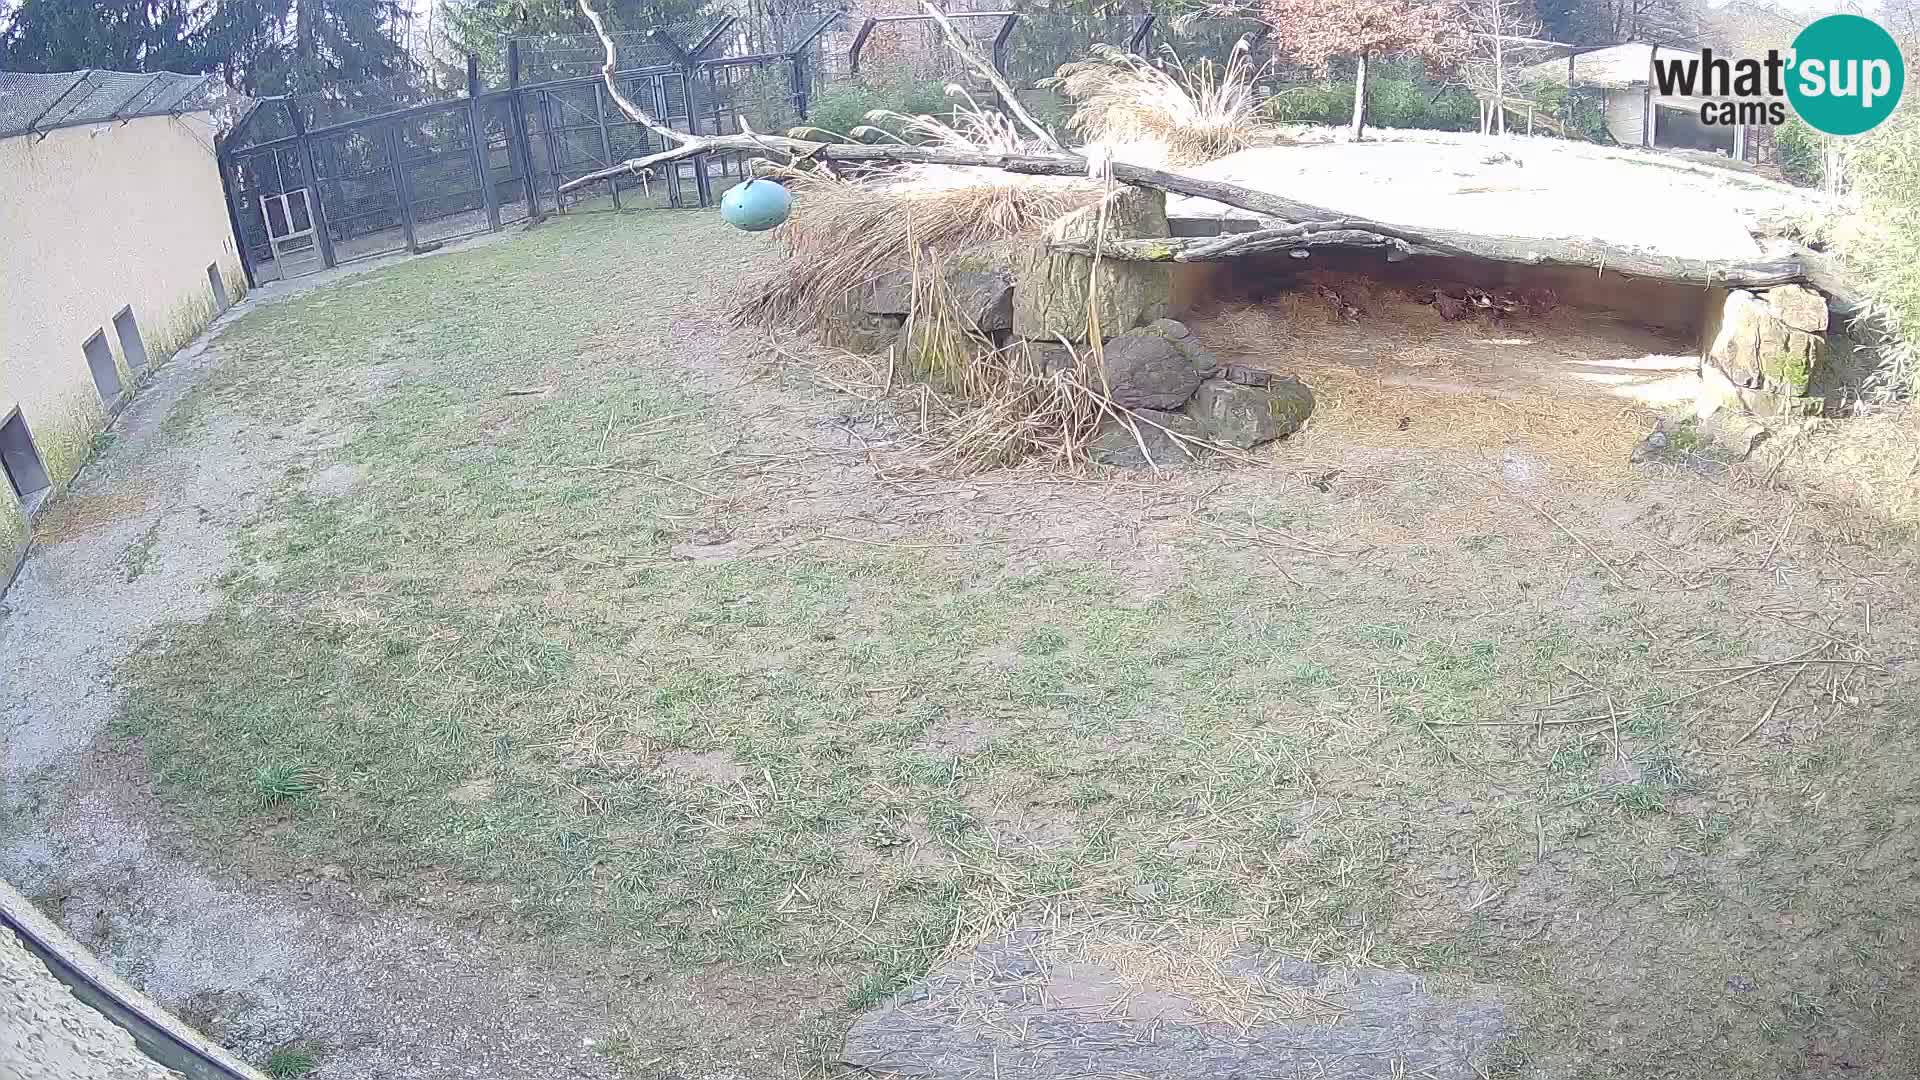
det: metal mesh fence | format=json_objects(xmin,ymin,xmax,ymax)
[
  {"xmin": 0, "ymin": 69, "xmax": 221, "ymax": 139},
  {"xmin": 1001, "ymin": 12, "xmax": 1142, "ymax": 89},
  {"xmin": 516, "ymin": 28, "xmax": 685, "ymax": 83},
  {"xmin": 289, "ymin": 72, "xmax": 445, "ymax": 130},
  {"xmin": 212, "ymin": 5, "xmax": 1285, "ymax": 287}
]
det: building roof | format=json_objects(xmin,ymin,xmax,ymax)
[
  {"xmin": 0, "ymin": 69, "xmax": 218, "ymax": 140},
  {"xmin": 1517, "ymin": 43, "xmax": 1669, "ymax": 91},
  {"xmin": 1514, "ymin": 39, "xmax": 1785, "ymax": 107}
]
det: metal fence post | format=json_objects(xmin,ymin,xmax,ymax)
[
  {"xmin": 1129, "ymin": 15, "xmax": 1156, "ymax": 54},
  {"xmin": 384, "ymin": 124, "xmax": 419, "ymax": 251},
  {"xmin": 285, "ymin": 103, "xmax": 337, "ymax": 269},
  {"xmin": 217, "ymin": 152, "xmax": 259, "ymax": 289},
  {"xmin": 468, "ymin": 54, "xmax": 501, "ymax": 232},
  {"xmin": 684, "ymin": 60, "xmax": 712, "ymax": 206},
  {"xmin": 789, "ymin": 53, "xmax": 809, "ymax": 121},
  {"xmin": 507, "ymin": 39, "xmax": 543, "ymax": 220},
  {"xmin": 657, "ymin": 75, "xmax": 684, "ymax": 208},
  {"xmin": 992, "ymin": 14, "xmax": 1018, "ymax": 77},
  {"xmin": 594, "ymin": 82, "xmax": 622, "ymax": 210},
  {"xmin": 540, "ymin": 90, "xmax": 567, "ymax": 213},
  {"xmin": 784, "ymin": 8, "xmax": 842, "ymax": 121}
]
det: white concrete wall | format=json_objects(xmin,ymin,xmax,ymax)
[
  {"xmin": 1604, "ymin": 89, "xmax": 1647, "ymax": 147},
  {"xmin": 0, "ymin": 110, "xmax": 243, "ymax": 577}
]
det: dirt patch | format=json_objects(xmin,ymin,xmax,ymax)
[
  {"xmin": 659, "ymin": 750, "xmax": 747, "ymax": 786},
  {"xmin": 447, "ymin": 777, "xmax": 495, "ymax": 805},
  {"xmin": 30, "ymin": 490, "xmax": 153, "ymax": 546},
  {"xmin": 301, "ymin": 463, "xmax": 363, "ymax": 499},
  {"xmin": 1180, "ymin": 267, "xmax": 1683, "ymax": 476}
]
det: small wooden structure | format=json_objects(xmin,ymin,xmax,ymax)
[{"xmin": 1509, "ymin": 43, "xmax": 1780, "ymax": 161}]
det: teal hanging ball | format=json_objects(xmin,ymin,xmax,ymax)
[{"xmin": 720, "ymin": 179, "xmax": 792, "ymax": 232}]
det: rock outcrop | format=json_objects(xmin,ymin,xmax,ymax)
[
  {"xmin": 1013, "ymin": 187, "xmax": 1173, "ymax": 342},
  {"xmin": 1702, "ymin": 284, "xmax": 1830, "ymax": 416}
]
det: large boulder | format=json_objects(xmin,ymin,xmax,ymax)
[
  {"xmin": 1014, "ymin": 319, "xmax": 1219, "ymax": 398},
  {"xmin": 1091, "ymin": 408, "xmax": 1208, "ymax": 467},
  {"xmin": 1183, "ymin": 377, "xmax": 1314, "ymax": 448},
  {"xmin": 1097, "ymin": 332, "xmax": 1201, "ymax": 409},
  {"xmin": 1704, "ymin": 288, "xmax": 1827, "ymax": 396},
  {"xmin": 1765, "ymin": 284, "xmax": 1829, "ymax": 334},
  {"xmin": 1137, "ymin": 318, "xmax": 1220, "ymax": 379},
  {"xmin": 863, "ymin": 269, "xmax": 1014, "ymax": 333},
  {"xmin": 1013, "ymin": 187, "xmax": 1173, "ymax": 342}
]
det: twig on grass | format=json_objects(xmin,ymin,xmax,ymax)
[
  {"xmin": 1759, "ymin": 497, "xmax": 1795, "ymax": 570},
  {"xmin": 559, "ymin": 464, "xmax": 721, "ymax": 499},
  {"xmin": 1733, "ymin": 660, "xmax": 1813, "ymax": 746},
  {"xmin": 817, "ymin": 532, "xmax": 1007, "ymax": 550},
  {"xmin": 1508, "ymin": 489, "xmax": 1630, "ymax": 589},
  {"xmin": 1422, "ymin": 714, "xmax": 1615, "ymax": 728}
]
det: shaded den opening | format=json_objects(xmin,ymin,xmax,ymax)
[{"xmin": 1169, "ymin": 249, "xmax": 1712, "ymax": 410}]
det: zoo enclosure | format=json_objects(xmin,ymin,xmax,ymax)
[{"xmin": 215, "ymin": 7, "xmax": 1266, "ymax": 288}]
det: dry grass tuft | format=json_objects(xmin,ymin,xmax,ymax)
[
  {"xmin": 843, "ymin": 85, "xmax": 1033, "ymax": 155},
  {"xmin": 1043, "ymin": 40, "xmax": 1266, "ymax": 166},
  {"xmin": 729, "ymin": 170, "xmax": 1101, "ymax": 333},
  {"xmin": 779, "ymin": 337, "xmax": 1113, "ymax": 474},
  {"xmin": 1742, "ymin": 408, "xmax": 1920, "ymax": 531}
]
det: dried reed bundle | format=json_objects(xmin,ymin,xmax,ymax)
[
  {"xmin": 728, "ymin": 169, "xmax": 1100, "ymax": 332},
  {"xmin": 1043, "ymin": 39, "xmax": 1265, "ymax": 166}
]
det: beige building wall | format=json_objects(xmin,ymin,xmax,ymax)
[{"xmin": 0, "ymin": 109, "xmax": 245, "ymax": 581}]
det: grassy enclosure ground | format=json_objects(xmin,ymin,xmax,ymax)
[{"xmin": 89, "ymin": 209, "xmax": 1920, "ymax": 1076}]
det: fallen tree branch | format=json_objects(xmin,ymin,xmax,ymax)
[
  {"xmin": 568, "ymin": 0, "xmax": 1818, "ymax": 291},
  {"xmin": 580, "ymin": 0, "xmax": 683, "ymax": 149},
  {"xmin": 1052, "ymin": 228, "xmax": 1808, "ymax": 285},
  {"xmin": 1054, "ymin": 226, "xmax": 1424, "ymax": 262},
  {"xmin": 918, "ymin": 2, "xmax": 1062, "ymax": 152}
]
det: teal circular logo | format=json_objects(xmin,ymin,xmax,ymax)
[{"xmin": 1787, "ymin": 14, "xmax": 1905, "ymax": 136}]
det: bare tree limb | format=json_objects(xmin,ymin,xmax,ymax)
[
  {"xmin": 579, "ymin": 0, "xmax": 685, "ymax": 148},
  {"xmin": 916, "ymin": 1, "xmax": 1063, "ymax": 153}
]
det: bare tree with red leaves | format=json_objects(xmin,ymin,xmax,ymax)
[{"xmin": 1260, "ymin": 0, "xmax": 1466, "ymax": 140}]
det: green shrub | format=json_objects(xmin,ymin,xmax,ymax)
[
  {"xmin": 1263, "ymin": 60, "xmax": 1475, "ymax": 132},
  {"xmin": 1773, "ymin": 115, "xmax": 1825, "ymax": 187},
  {"xmin": 1265, "ymin": 80, "xmax": 1354, "ymax": 125},
  {"xmin": 1516, "ymin": 79, "xmax": 1609, "ymax": 142},
  {"xmin": 1844, "ymin": 106, "xmax": 1920, "ymax": 396},
  {"xmin": 801, "ymin": 74, "xmax": 952, "ymax": 142}
]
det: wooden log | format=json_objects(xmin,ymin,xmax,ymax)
[
  {"xmin": 1051, "ymin": 226, "xmax": 1809, "ymax": 287},
  {"xmin": 1057, "ymin": 228, "xmax": 1424, "ymax": 262}
]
